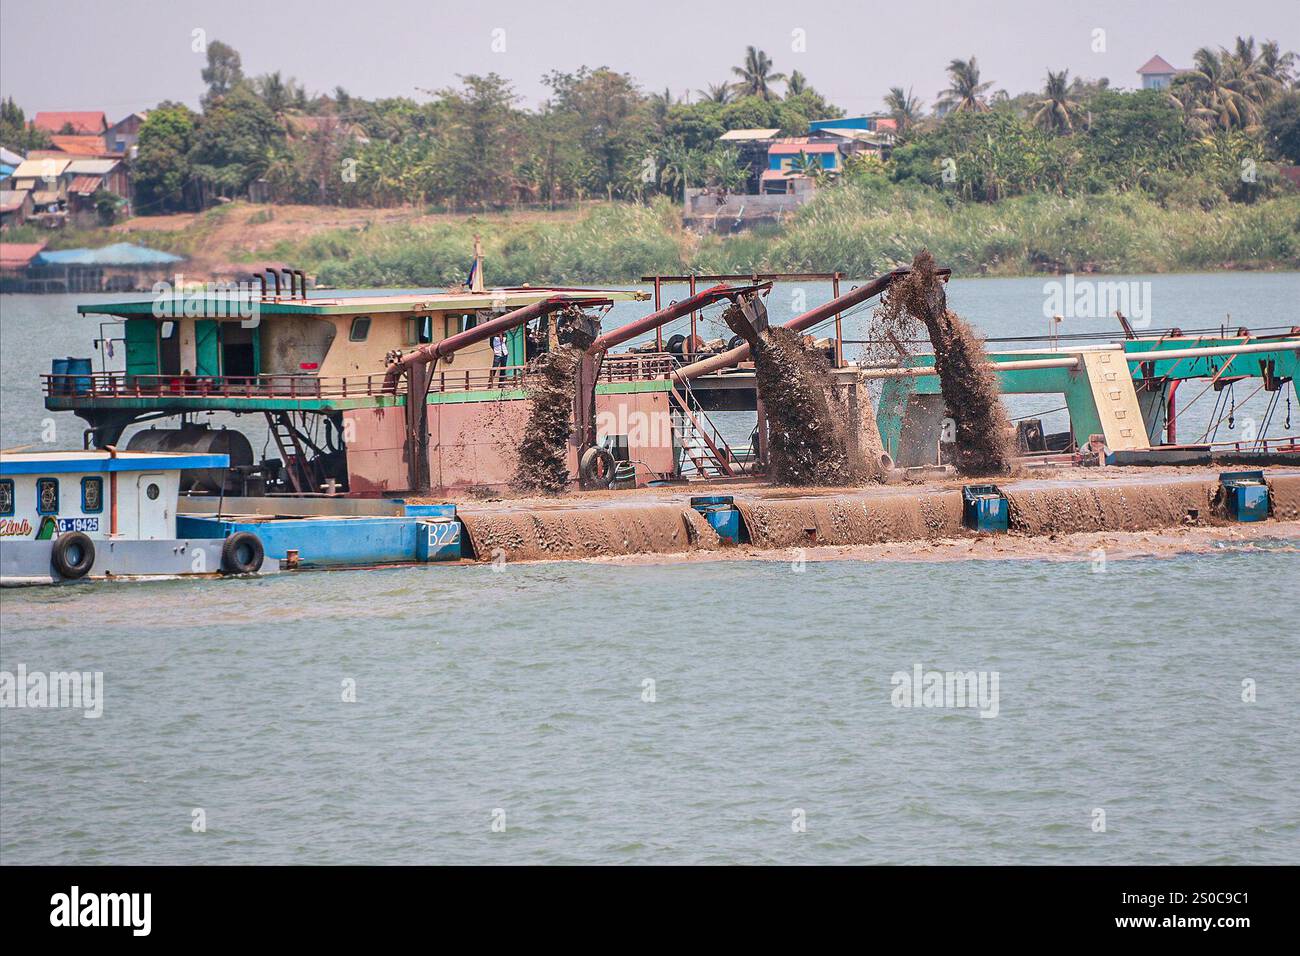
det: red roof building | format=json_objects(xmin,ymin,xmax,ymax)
[
  {"xmin": 32, "ymin": 112, "xmax": 109, "ymax": 135},
  {"xmin": 49, "ymin": 135, "xmax": 119, "ymax": 157},
  {"xmin": 0, "ymin": 241, "xmax": 47, "ymax": 272},
  {"xmin": 1137, "ymin": 55, "xmax": 1181, "ymax": 90}
]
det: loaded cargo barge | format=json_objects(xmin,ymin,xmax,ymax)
[{"xmin": 12, "ymin": 249, "xmax": 1297, "ymax": 581}]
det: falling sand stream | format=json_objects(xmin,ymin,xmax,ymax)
[
  {"xmin": 875, "ymin": 250, "xmax": 1014, "ymax": 476},
  {"xmin": 724, "ymin": 303, "xmax": 870, "ymax": 486}
]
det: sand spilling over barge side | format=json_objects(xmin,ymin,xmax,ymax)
[
  {"xmin": 879, "ymin": 251, "xmax": 1014, "ymax": 476},
  {"xmin": 459, "ymin": 504, "xmax": 720, "ymax": 562},
  {"xmin": 452, "ymin": 472, "xmax": 1300, "ymax": 562},
  {"xmin": 513, "ymin": 345, "xmax": 581, "ymax": 495},
  {"xmin": 736, "ymin": 493, "xmax": 962, "ymax": 548}
]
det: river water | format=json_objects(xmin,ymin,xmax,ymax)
[{"xmin": 2, "ymin": 273, "xmax": 1298, "ymax": 864}]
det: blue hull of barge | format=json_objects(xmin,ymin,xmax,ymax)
[{"xmin": 178, "ymin": 504, "xmax": 462, "ymax": 567}]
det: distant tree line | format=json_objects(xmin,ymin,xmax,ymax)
[
  {"xmin": 2, "ymin": 36, "xmax": 1297, "ymax": 216},
  {"xmin": 887, "ymin": 42, "xmax": 1300, "ymax": 206}
]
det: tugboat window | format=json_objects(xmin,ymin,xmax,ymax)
[
  {"xmin": 407, "ymin": 315, "xmax": 433, "ymax": 344},
  {"xmin": 0, "ymin": 479, "xmax": 13, "ymax": 517},
  {"xmin": 146, "ymin": 483, "xmax": 161, "ymax": 501},
  {"xmin": 36, "ymin": 478, "xmax": 59, "ymax": 515},
  {"xmin": 349, "ymin": 317, "xmax": 371, "ymax": 341},
  {"xmin": 81, "ymin": 477, "xmax": 104, "ymax": 513}
]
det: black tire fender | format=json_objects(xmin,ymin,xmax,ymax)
[
  {"xmin": 220, "ymin": 531, "xmax": 265, "ymax": 574},
  {"xmin": 579, "ymin": 447, "xmax": 616, "ymax": 487},
  {"xmin": 51, "ymin": 532, "xmax": 95, "ymax": 580}
]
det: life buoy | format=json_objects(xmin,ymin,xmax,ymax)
[
  {"xmin": 51, "ymin": 532, "xmax": 95, "ymax": 580},
  {"xmin": 579, "ymin": 447, "xmax": 616, "ymax": 487},
  {"xmin": 220, "ymin": 532, "xmax": 265, "ymax": 574}
]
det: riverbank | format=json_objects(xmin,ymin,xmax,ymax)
[{"xmin": 21, "ymin": 183, "xmax": 1300, "ymax": 287}]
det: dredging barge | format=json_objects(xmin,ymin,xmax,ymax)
[{"xmin": 25, "ymin": 254, "xmax": 1300, "ymax": 574}]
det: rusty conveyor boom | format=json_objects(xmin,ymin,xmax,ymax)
[
  {"xmin": 586, "ymin": 282, "xmax": 771, "ymax": 355},
  {"xmin": 384, "ymin": 295, "xmax": 613, "ymax": 389},
  {"xmin": 670, "ymin": 267, "xmax": 950, "ymax": 383}
]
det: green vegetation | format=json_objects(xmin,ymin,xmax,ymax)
[
  {"xmin": 258, "ymin": 186, "xmax": 1296, "ymax": 287},
  {"xmin": 4, "ymin": 35, "xmax": 1298, "ymax": 283}
]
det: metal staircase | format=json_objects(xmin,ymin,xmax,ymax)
[
  {"xmin": 667, "ymin": 378, "xmax": 738, "ymax": 479},
  {"xmin": 264, "ymin": 411, "xmax": 323, "ymax": 493}
]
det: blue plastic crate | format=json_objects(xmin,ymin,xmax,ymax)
[
  {"xmin": 962, "ymin": 485, "xmax": 1009, "ymax": 532},
  {"xmin": 1219, "ymin": 471, "xmax": 1270, "ymax": 522},
  {"xmin": 689, "ymin": 495, "xmax": 744, "ymax": 544}
]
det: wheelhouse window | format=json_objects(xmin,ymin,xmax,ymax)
[
  {"xmin": 81, "ymin": 477, "xmax": 104, "ymax": 514},
  {"xmin": 36, "ymin": 477, "xmax": 59, "ymax": 515},
  {"xmin": 349, "ymin": 317, "xmax": 372, "ymax": 341},
  {"xmin": 447, "ymin": 313, "xmax": 478, "ymax": 336},
  {"xmin": 408, "ymin": 315, "xmax": 433, "ymax": 345},
  {"xmin": 0, "ymin": 479, "xmax": 14, "ymax": 517}
]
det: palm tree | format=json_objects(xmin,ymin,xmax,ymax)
[
  {"xmin": 1176, "ymin": 46, "xmax": 1261, "ymax": 130},
  {"xmin": 702, "ymin": 146, "xmax": 746, "ymax": 191},
  {"xmin": 937, "ymin": 57, "xmax": 992, "ymax": 113},
  {"xmin": 936, "ymin": 59, "xmax": 986, "ymax": 114},
  {"xmin": 659, "ymin": 141, "xmax": 695, "ymax": 201},
  {"xmin": 1258, "ymin": 40, "xmax": 1297, "ymax": 89},
  {"xmin": 785, "ymin": 151, "xmax": 825, "ymax": 183},
  {"xmin": 1032, "ymin": 70, "xmax": 1082, "ymax": 132},
  {"xmin": 731, "ymin": 46, "xmax": 785, "ymax": 101},
  {"xmin": 256, "ymin": 72, "xmax": 292, "ymax": 117},
  {"xmin": 786, "ymin": 70, "xmax": 808, "ymax": 97},
  {"xmin": 884, "ymin": 86, "xmax": 921, "ymax": 131},
  {"xmin": 697, "ymin": 82, "xmax": 735, "ymax": 105},
  {"xmin": 648, "ymin": 87, "xmax": 675, "ymax": 129},
  {"xmin": 1227, "ymin": 36, "xmax": 1278, "ymax": 100}
]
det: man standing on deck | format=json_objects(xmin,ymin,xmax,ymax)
[{"xmin": 490, "ymin": 333, "xmax": 509, "ymax": 385}]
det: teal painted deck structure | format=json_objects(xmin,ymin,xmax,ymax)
[{"xmin": 877, "ymin": 335, "xmax": 1300, "ymax": 456}]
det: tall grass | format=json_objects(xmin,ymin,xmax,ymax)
[
  {"xmin": 301, "ymin": 186, "xmax": 1297, "ymax": 284},
  {"xmin": 64, "ymin": 185, "xmax": 1297, "ymax": 286}
]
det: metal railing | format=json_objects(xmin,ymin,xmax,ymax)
[
  {"xmin": 42, "ymin": 353, "xmax": 684, "ymax": 401},
  {"xmin": 43, "ymin": 372, "xmax": 393, "ymax": 400}
]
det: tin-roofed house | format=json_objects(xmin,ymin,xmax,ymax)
[
  {"xmin": 763, "ymin": 139, "xmax": 842, "ymax": 194},
  {"xmin": 107, "ymin": 112, "xmax": 149, "ymax": 156},
  {"xmin": 64, "ymin": 159, "xmax": 129, "ymax": 225},
  {"xmin": 717, "ymin": 128, "xmax": 781, "ymax": 193},
  {"xmin": 25, "ymin": 242, "xmax": 185, "ymax": 293},
  {"xmin": 0, "ymin": 190, "xmax": 34, "ymax": 231}
]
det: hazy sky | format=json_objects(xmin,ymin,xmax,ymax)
[{"xmin": 1, "ymin": 0, "xmax": 1296, "ymax": 118}]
